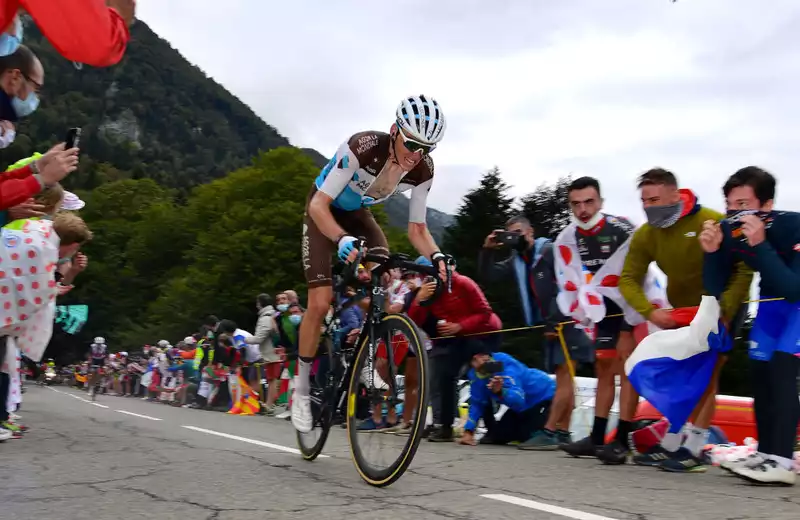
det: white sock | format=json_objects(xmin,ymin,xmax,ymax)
[
  {"xmin": 769, "ymin": 455, "xmax": 795, "ymax": 471},
  {"xmin": 681, "ymin": 422, "xmax": 694, "ymax": 436},
  {"xmin": 683, "ymin": 427, "xmax": 709, "ymax": 457},
  {"xmin": 661, "ymin": 432, "xmax": 681, "ymax": 452},
  {"xmin": 295, "ymin": 360, "xmax": 311, "ymax": 398}
]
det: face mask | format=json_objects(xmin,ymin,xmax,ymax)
[
  {"xmin": 277, "ymin": 304, "xmax": 289, "ymax": 312},
  {"xmin": 572, "ymin": 212, "xmax": 604, "ymax": 231},
  {"xmin": 725, "ymin": 209, "xmax": 772, "ymax": 222},
  {"xmin": 644, "ymin": 201, "xmax": 683, "ymax": 228},
  {"xmin": 288, "ymin": 314, "xmax": 302, "ymax": 326},
  {"xmin": 0, "ymin": 127, "xmax": 15, "ymax": 149},
  {"xmin": 11, "ymin": 92, "xmax": 39, "ymax": 118},
  {"xmin": 0, "ymin": 18, "xmax": 22, "ymax": 57}
]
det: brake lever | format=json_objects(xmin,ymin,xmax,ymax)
[{"xmin": 445, "ymin": 256, "xmax": 456, "ymax": 292}]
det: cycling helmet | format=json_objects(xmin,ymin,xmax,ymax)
[
  {"xmin": 395, "ymin": 95, "xmax": 446, "ymax": 145},
  {"xmin": 94, "ymin": 337, "xmax": 105, "ymax": 344},
  {"xmin": 183, "ymin": 336, "xmax": 197, "ymax": 345}
]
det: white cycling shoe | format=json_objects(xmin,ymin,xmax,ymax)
[{"xmin": 291, "ymin": 394, "xmax": 313, "ymax": 434}]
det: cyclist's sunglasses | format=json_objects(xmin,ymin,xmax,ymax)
[{"xmin": 397, "ymin": 129, "xmax": 436, "ymax": 155}]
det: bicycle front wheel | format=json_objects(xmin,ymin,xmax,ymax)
[{"xmin": 346, "ymin": 313, "xmax": 430, "ymax": 487}]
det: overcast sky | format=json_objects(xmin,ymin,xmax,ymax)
[{"xmin": 137, "ymin": 0, "xmax": 800, "ymax": 222}]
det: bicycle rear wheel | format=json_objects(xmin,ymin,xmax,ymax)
[
  {"xmin": 296, "ymin": 337, "xmax": 335, "ymax": 461},
  {"xmin": 346, "ymin": 313, "xmax": 429, "ymax": 487}
]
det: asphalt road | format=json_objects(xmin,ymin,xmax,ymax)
[{"xmin": 1, "ymin": 386, "xmax": 798, "ymax": 520}]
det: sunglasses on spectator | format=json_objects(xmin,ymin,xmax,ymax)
[{"xmin": 398, "ymin": 130, "xmax": 435, "ymax": 155}]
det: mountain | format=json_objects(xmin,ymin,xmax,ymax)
[{"xmin": 1, "ymin": 18, "xmax": 453, "ymax": 235}]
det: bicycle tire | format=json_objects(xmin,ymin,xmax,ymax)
[
  {"xmin": 297, "ymin": 336, "xmax": 336, "ymax": 461},
  {"xmin": 346, "ymin": 313, "xmax": 429, "ymax": 487}
]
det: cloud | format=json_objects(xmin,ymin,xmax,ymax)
[{"xmin": 138, "ymin": 0, "xmax": 800, "ymax": 217}]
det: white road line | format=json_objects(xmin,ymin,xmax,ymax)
[
  {"xmin": 45, "ymin": 387, "xmax": 65, "ymax": 394},
  {"xmin": 90, "ymin": 402, "xmax": 110, "ymax": 409},
  {"xmin": 116, "ymin": 410, "xmax": 162, "ymax": 421},
  {"xmin": 62, "ymin": 391, "xmax": 109, "ymax": 408},
  {"xmin": 181, "ymin": 425, "xmax": 329, "ymax": 458},
  {"xmin": 481, "ymin": 494, "xmax": 619, "ymax": 520}
]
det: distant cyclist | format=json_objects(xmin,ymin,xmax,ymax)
[
  {"xmin": 87, "ymin": 336, "xmax": 108, "ymax": 399},
  {"xmin": 293, "ymin": 95, "xmax": 450, "ymax": 433}
]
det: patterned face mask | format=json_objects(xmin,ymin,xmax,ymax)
[{"xmin": 644, "ymin": 201, "xmax": 683, "ymax": 228}]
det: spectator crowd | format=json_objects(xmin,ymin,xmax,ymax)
[{"xmin": 0, "ymin": 1, "xmax": 136, "ymax": 442}]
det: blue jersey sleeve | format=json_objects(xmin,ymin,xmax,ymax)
[{"xmin": 316, "ymin": 141, "xmax": 360, "ymax": 201}]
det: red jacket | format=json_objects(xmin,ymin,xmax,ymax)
[
  {"xmin": 408, "ymin": 272, "xmax": 502, "ymax": 336},
  {"xmin": 1, "ymin": 1, "xmax": 130, "ymax": 67},
  {"xmin": 0, "ymin": 164, "xmax": 40, "ymax": 210}
]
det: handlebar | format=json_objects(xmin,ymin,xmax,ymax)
[{"xmin": 336, "ymin": 239, "xmax": 455, "ymax": 307}]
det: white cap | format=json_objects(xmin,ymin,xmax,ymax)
[
  {"xmin": 61, "ymin": 191, "xmax": 85, "ymax": 211},
  {"xmin": 183, "ymin": 336, "xmax": 197, "ymax": 345}
]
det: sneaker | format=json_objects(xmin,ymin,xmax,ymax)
[
  {"xmin": 596, "ymin": 440, "xmax": 629, "ymax": 465},
  {"xmin": 357, "ymin": 417, "xmax": 388, "ymax": 432},
  {"xmin": 633, "ymin": 445, "xmax": 672, "ymax": 467},
  {"xmin": 478, "ymin": 433, "xmax": 505, "ymax": 445},
  {"xmin": 291, "ymin": 395, "xmax": 313, "ymax": 433},
  {"xmin": 1, "ymin": 421, "xmax": 21, "ymax": 434},
  {"xmin": 427, "ymin": 426, "xmax": 454, "ymax": 443},
  {"xmin": 519, "ymin": 430, "xmax": 561, "ymax": 451},
  {"xmin": 560, "ymin": 436, "xmax": 598, "ymax": 457},
  {"xmin": 263, "ymin": 405, "xmax": 277, "ymax": 417},
  {"xmin": 720, "ymin": 452, "xmax": 765, "ymax": 473},
  {"xmin": 0, "ymin": 428, "xmax": 12, "ymax": 442},
  {"xmin": 732, "ymin": 459, "xmax": 796, "ymax": 486},
  {"xmin": 276, "ymin": 409, "xmax": 291, "ymax": 420},
  {"xmin": 659, "ymin": 447, "xmax": 708, "ymax": 473},
  {"xmin": 421, "ymin": 424, "xmax": 437, "ymax": 439},
  {"xmin": 9, "ymin": 421, "xmax": 29, "ymax": 433},
  {"xmin": 385, "ymin": 422, "xmax": 413, "ymax": 434},
  {"xmin": 8, "ymin": 413, "xmax": 21, "ymax": 421},
  {"xmin": 556, "ymin": 430, "xmax": 573, "ymax": 445}
]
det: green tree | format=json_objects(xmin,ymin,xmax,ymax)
[{"xmin": 517, "ymin": 176, "xmax": 572, "ymax": 240}]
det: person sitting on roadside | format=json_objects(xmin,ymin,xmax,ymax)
[{"xmin": 458, "ymin": 350, "xmax": 555, "ymax": 448}]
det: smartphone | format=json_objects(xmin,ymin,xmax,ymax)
[
  {"xmin": 494, "ymin": 231, "xmax": 521, "ymax": 246},
  {"xmin": 482, "ymin": 360, "xmax": 504, "ymax": 374},
  {"xmin": 423, "ymin": 275, "xmax": 436, "ymax": 285},
  {"xmin": 65, "ymin": 127, "xmax": 82, "ymax": 150}
]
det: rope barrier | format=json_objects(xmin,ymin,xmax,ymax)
[{"xmin": 431, "ymin": 296, "xmax": 782, "ymax": 341}]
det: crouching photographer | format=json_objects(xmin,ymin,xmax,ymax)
[{"xmin": 459, "ymin": 350, "xmax": 555, "ymax": 448}]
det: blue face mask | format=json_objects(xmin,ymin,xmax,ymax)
[
  {"xmin": 276, "ymin": 304, "xmax": 289, "ymax": 312},
  {"xmin": 11, "ymin": 92, "xmax": 39, "ymax": 118},
  {"xmin": 288, "ymin": 314, "xmax": 302, "ymax": 326},
  {"xmin": 0, "ymin": 18, "xmax": 22, "ymax": 57}
]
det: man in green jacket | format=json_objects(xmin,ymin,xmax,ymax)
[{"xmin": 619, "ymin": 168, "xmax": 752, "ymax": 473}]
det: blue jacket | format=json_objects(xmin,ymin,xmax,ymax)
[
  {"xmin": 704, "ymin": 211, "xmax": 800, "ymax": 302},
  {"xmin": 463, "ymin": 352, "xmax": 555, "ymax": 432}
]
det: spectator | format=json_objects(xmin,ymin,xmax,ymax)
[
  {"xmin": 619, "ymin": 168, "xmax": 752, "ymax": 472},
  {"xmin": 285, "ymin": 290, "xmax": 300, "ymax": 306},
  {"xmin": 0, "ymin": 45, "xmax": 40, "ymax": 139},
  {"xmin": 246, "ymin": 293, "xmax": 281, "ymax": 415},
  {"xmin": 458, "ymin": 351, "xmax": 555, "ymax": 448},
  {"xmin": 407, "ymin": 257, "xmax": 502, "ymax": 443},
  {"xmin": 702, "ymin": 167, "xmax": 799, "ymax": 485},
  {"xmin": 480, "ymin": 214, "xmax": 591, "ymax": 449},
  {"xmin": 0, "ymin": 0, "xmax": 135, "ymax": 67},
  {"xmin": 275, "ymin": 303, "xmax": 303, "ymax": 418}
]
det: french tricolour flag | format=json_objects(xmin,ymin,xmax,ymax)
[{"xmin": 625, "ymin": 296, "xmax": 732, "ymax": 434}]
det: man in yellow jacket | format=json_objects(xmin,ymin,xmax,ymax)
[{"xmin": 619, "ymin": 168, "xmax": 752, "ymax": 473}]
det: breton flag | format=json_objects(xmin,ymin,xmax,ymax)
[{"xmin": 625, "ymin": 296, "xmax": 732, "ymax": 434}]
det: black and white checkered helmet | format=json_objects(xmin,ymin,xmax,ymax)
[{"xmin": 395, "ymin": 95, "xmax": 446, "ymax": 145}]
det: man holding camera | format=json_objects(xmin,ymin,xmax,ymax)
[
  {"xmin": 479, "ymin": 215, "xmax": 592, "ymax": 449},
  {"xmin": 458, "ymin": 350, "xmax": 555, "ymax": 447}
]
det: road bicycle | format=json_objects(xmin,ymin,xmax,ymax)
[{"xmin": 296, "ymin": 244, "xmax": 453, "ymax": 487}]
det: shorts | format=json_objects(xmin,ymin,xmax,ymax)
[
  {"xmin": 543, "ymin": 329, "xmax": 594, "ymax": 373},
  {"xmin": 90, "ymin": 358, "xmax": 105, "ymax": 368},
  {"xmin": 749, "ymin": 300, "xmax": 800, "ymax": 362},
  {"xmin": 594, "ymin": 304, "xmax": 632, "ymax": 360},
  {"xmin": 375, "ymin": 333, "xmax": 416, "ymax": 367},
  {"xmin": 262, "ymin": 362, "xmax": 282, "ymax": 380},
  {"xmin": 302, "ymin": 187, "xmax": 390, "ymax": 289}
]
